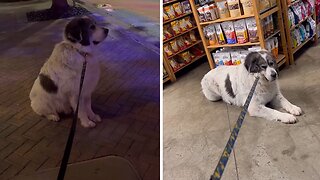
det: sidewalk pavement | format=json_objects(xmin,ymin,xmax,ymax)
[{"xmin": 0, "ymin": 1, "xmax": 159, "ymax": 179}]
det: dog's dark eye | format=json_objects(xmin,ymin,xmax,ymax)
[
  {"xmin": 269, "ymin": 61, "xmax": 274, "ymax": 66},
  {"xmin": 90, "ymin": 25, "xmax": 96, "ymax": 30},
  {"xmin": 261, "ymin": 65, "xmax": 267, "ymax": 69}
]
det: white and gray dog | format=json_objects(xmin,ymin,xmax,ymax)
[
  {"xmin": 201, "ymin": 50, "xmax": 302, "ymax": 123},
  {"xmin": 30, "ymin": 17, "xmax": 108, "ymax": 128}
]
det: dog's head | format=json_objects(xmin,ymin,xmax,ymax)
[
  {"xmin": 244, "ymin": 50, "xmax": 279, "ymax": 82},
  {"xmin": 64, "ymin": 17, "xmax": 109, "ymax": 51}
]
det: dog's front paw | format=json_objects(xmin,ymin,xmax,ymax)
[
  {"xmin": 81, "ymin": 120, "xmax": 96, "ymax": 128},
  {"xmin": 278, "ymin": 113, "xmax": 297, "ymax": 124},
  {"xmin": 46, "ymin": 114, "xmax": 60, "ymax": 122},
  {"xmin": 92, "ymin": 114, "xmax": 102, "ymax": 122},
  {"xmin": 287, "ymin": 105, "xmax": 302, "ymax": 116}
]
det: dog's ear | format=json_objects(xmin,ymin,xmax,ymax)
[
  {"xmin": 244, "ymin": 52, "xmax": 263, "ymax": 73},
  {"xmin": 65, "ymin": 18, "xmax": 90, "ymax": 46}
]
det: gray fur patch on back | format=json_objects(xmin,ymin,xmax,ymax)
[
  {"xmin": 39, "ymin": 73, "xmax": 58, "ymax": 93},
  {"xmin": 225, "ymin": 74, "xmax": 235, "ymax": 98}
]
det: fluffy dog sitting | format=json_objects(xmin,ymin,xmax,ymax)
[
  {"xmin": 30, "ymin": 17, "xmax": 108, "ymax": 128},
  {"xmin": 201, "ymin": 50, "xmax": 302, "ymax": 123}
]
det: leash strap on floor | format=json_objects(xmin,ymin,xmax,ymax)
[
  {"xmin": 210, "ymin": 76, "xmax": 260, "ymax": 180},
  {"xmin": 57, "ymin": 59, "xmax": 87, "ymax": 180}
]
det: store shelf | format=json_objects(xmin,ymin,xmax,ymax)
[
  {"xmin": 260, "ymin": 6, "xmax": 278, "ymax": 19},
  {"xmin": 167, "ymin": 40, "xmax": 202, "ymax": 58},
  {"xmin": 276, "ymin": 54, "xmax": 286, "ymax": 63},
  {"xmin": 173, "ymin": 53, "xmax": 206, "ymax": 73},
  {"xmin": 164, "ymin": 12, "xmax": 193, "ymax": 24},
  {"xmin": 265, "ymin": 29, "xmax": 280, "ymax": 41},
  {"xmin": 163, "ymin": 26, "xmax": 197, "ymax": 43},
  {"xmin": 163, "ymin": 76, "xmax": 170, "ymax": 83},
  {"xmin": 163, "ymin": 0, "xmax": 179, "ymax": 5},
  {"xmin": 199, "ymin": 14, "xmax": 255, "ymax": 25},
  {"xmin": 288, "ymin": 0, "xmax": 300, "ymax": 7},
  {"xmin": 290, "ymin": 13, "xmax": 314, "ymax": 30},
  {"xmin": 207, "ymin": 42, "xmax": 260, "ymax": 49},
  {"xmin": 292, "ymin": 35, "xmax": 315, "ymax": 53}
]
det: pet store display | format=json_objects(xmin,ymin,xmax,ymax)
[
  {"xmin": 189, "ymin": 0, "xmax": 289, "ymax": 68},
  {"xmin": 163, "ymin": 0, "xmax": 207, "ymax": 83},
  {"xmin": 282, "ymin": 0, "xmax": 318, "ymax": 64}
]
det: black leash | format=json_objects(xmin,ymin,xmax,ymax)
[
  {"xmin": 57, "ymin": 53, "xmax": 88, "ymax": 180},
  {"xmin": 210, "ymin": 76, "xmax": 260, "ymax": 180}
]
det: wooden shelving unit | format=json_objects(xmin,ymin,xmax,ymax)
[
  {"xmin": 281, "ymin": 0, "xmax": 318, "ymax": 64},
  {"xmin": 189, "ymin": 0, "xmax": 289, "ymax": 69},
  {"xmin": 163, "ymin": 0, "xmax": 207, "ymax": 83}
]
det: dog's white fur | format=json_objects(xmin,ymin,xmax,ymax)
[
  {"xmin": 29, "ymin": 17, "xmax": 108, "ymax": 128},
  {"xmin": 201, "ymin": 50, "xmax": 302, "ymax": 123}
]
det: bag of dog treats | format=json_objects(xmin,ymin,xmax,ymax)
[
  {"xmin": 164, "ymin": 44, "xmax": 174, "ymax": 56},
  {"xmin": 217, "ymin": 1, "xmax": 230, "ymax": 19},
  {"xmin": 165, "ymin": 5, "xmax": 176, "ymax": 19},
  {"xmin": 246, "ymin": 18, "xmax": 259, "ymax": 42},
  {"xmin": 184, "ymin": 17, "xmax": 193, "ymax": 28},
  {"xmin": 203, "ymin": 5, "xmax": 213, "ymax": 21},
  {"xmin": 207, "ymin": 24, "xmax": 218, "ymax": 45},
  {"xmin": 173, "ymin": 3, "xmax": 184, "ymax": 16},
  {"xmin": 189, "ymin": 31, "xmax": 197, "ymax": 42},
  {"xmin": 231, "ymin": 51, "xmax": 241, "ymax": 65},
  {"xmin": 213, "ymin": 53, "xmax": 224, "ymax": 66},
  {"xmin": 169, "ymin": 58, "xmax": 180, "ymax": 71},
  {"xmin": 163, "ymin": 10, "xmax": 170, "ymax": 21},
  {"xmin": 234, "ymin": 19, "xmax": 248, "ymax": 44},
  {"xmin": 183, "ymin": 34, "xmax": 192, "ymax": 46},
  {"xmin": 171, "ymin": 21, "xmax": 181, "ymax": 35},
  {"xmin": 197, "ymin": 7, "xmax": 207, "ymax": 22},
  {"xmin": 221, "ymin": 21, "xmax": 237, "ymax": 44},
  {"xmin": 176, "ymin": 37, "xmax": 187, "ymax": 49},
  {"xmin": 215, "ymin": 23, "xmax": 226, "ymax": 44},
  {"xmin": 179, "ymin": 19, "xmax": 188, "ymax": 32},
  {"xmin": 209, "ymin": 4, "xmax": 218, "ymax": 20},
  {"xmin": 221, "ymin": 52, "xmax": 232, "ymax": 65},
  {"xmin": 181, "ymin": 1, "xmax": 192, "ymax": 13},
  {"xmin": 163, "ymin": 25, "xmax": 173, "ymax": 40},
  {"xmin": 211, "ymin": 3, "xmax": 220, "ymax": 19},
  {"xmin": 170, "ymin": 39, "xmax": 180, "ymax": 52},
  {"xmin": 179, "ymin": 51, "xmax": 192, "ymax": 63},
  {"xmin": 227, "ymin": 0, "xmax": 241, "ymax": 17},
  {"xmin": 241, "ymin": 0, "xmax": 254, "ymax": 15}
]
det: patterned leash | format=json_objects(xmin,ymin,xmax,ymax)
[
  {"xmin": 57, "ymin": 53, "xmax": 88, "ymax": 180},
  {"xmin": 210, "ymin": 76, "xmax": 260, "ymax": 180}
]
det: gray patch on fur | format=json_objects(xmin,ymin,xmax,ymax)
[
  {"xmin": 39, "ymin": 73, "xmax": 58, "ymax": 93},
  {"xmin": 225, "ymin": 74, "xmax": 235, "ymax": 98},
  {"xmin": 244, "ymin": 52, "xmax": 268, "ymax": 73}
]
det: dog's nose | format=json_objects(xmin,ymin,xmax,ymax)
[
  {"xmin": 271, "ymin": 71, "xmax": 277, "ymax": 78},
  {"xmin": 104, "ymin": 28, "xmax": 109, "ymax": 35}
]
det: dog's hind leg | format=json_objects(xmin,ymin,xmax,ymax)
[
  {"xmin": 201, "ymin": 79, "xmax": 221, "ymax": 101},
  {"xmin": 270, "ymin": 93, "xmax": 302, "ymax": 116}
]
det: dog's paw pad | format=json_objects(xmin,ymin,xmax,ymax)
[
  {"xmin": 47, "ymin": 115, "xmax": 60, "ymax": 122},
  {"xmin": 288, "ymin": 105, "xmax": 302, "ymax": 116},
  {"xmin": 280, "ymin": 114, "xmax": 297, "ymax": 124},
  {"xmin": 81, "ymin": 120, "xmax": 96, "ymax": 128}
]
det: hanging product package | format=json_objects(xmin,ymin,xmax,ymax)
[
  {"xmin": 234, "ymin": 19, "xmax": 249, "ymax": 44},
  {"xmin": 203, "ymin": 5, "xmax": 214, "ymax": 21},
  {"xmin": 227, "ymin": 0, "xmax": 241, "ymax": 17},
  {"xmin": 171, "ymin": 21, "xmax": 181, "ymax": 35},
  {"xmin": 164, "ymin": 5, "xmax": 176, "ymax": 19},
  {"xmin": 197, "ymin": 7, "xmax": 207, "ymax": 22},
  {"xmin": 221, "ymin": 21, "xmax": 237, "ymax": 44},
  {"xmin": 215, "ymin": 23, "xmax": 226, "ymax": 44},
  {"xmin": 181, "ymin": 1, "xmax": 192, "ymax": 13},
  {"xmin": 173, "ymin": 3, "xmax": 184, "ymax": 16},
  {"xmin": 207, "ymin": 25, "xmax": 218, "ymax": 45},
  {"xmin": 245, "ymin": 18, "xmax": 259, "ymax": 42},
  {"xmin": 189, "ymin": 31, "xmax": 197, "ymax": 42},
  {"xmin": 170, "ymin": 39, "xmax": 180, "ymax": 52},
  {"xmin": 216, "ymin": 1, "xmax": 230, "ymax": 19}
]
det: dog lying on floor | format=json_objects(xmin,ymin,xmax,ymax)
[
  {"xmin": 201, "ymin": 50, "xmax": 302, "ymax": 123},
  {"xmin": 29, "ymin": 17, "xmax": 108, "ymax": 128}
]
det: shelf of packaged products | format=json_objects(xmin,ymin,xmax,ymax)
[
  {"xmin": 199, "ymin": 14, "xmax": 255, "ymax": 25},
  {"xmin": 167, "ymin": 40, "xmax": 202, "ymax": 58},
  {"xmin": 163, "ymin": 76, "xmax": 170, "ymax": 83},
  {"xmin": 288, "ymin": 0, "xmax": 300, "ymax": 7},
  {"xmin": 207, "ymin": 42, "xmax": 260, "ymax": 49},
  {"xmin": 164, "ymin": 12, "xmax": 193, "ymax": 24},
  {"xmin": 163, "ymin": 0, "xmax": 179, "ymax": 5},
  {"xmin": 265, "ymin": 29, "xmax": 280, "ymax": 41},
  {"xmin": 173, "ymin": 53, "xmax": 206, "ymax": 73},
  {"xmin": 290, "ymin": 13, "xmax": 314, "ymax": 30},
  {"xmin": 260, "ymin": 6, "xmax": 278, "ymax": 19},
  {"xmin": 292, "ymin": 35, "xmax": 315, "ymax": 53},
  {"xmin": 163, "ymin": 26, "xmax": 197, "ymax": 43}
]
